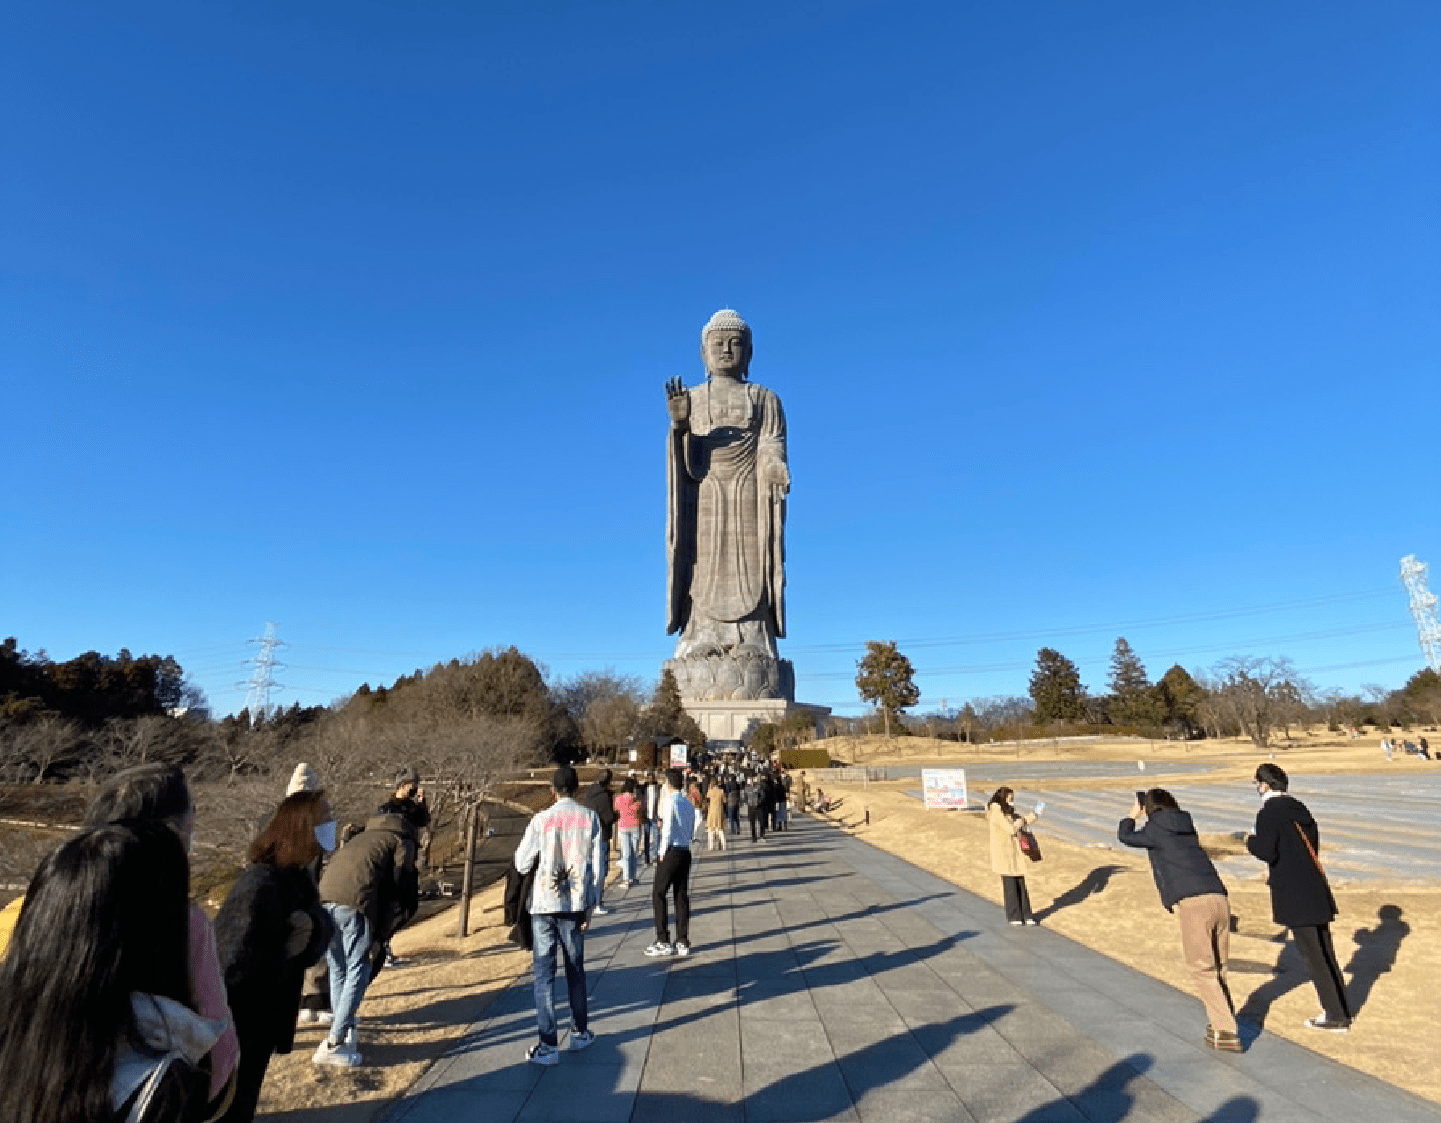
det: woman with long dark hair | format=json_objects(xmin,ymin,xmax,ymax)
[
  {"xmin": 986, "ymin": 786, "xmax": 1043, "ymax": 926},
  {"xmin": 0, "ymin": 821, "xmax": 224, "ymax": 1123},
  {"xmin": 213, "ymin": 791, "xmax": 334, "ymax": 1123}
]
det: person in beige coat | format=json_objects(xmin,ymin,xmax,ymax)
[
  {"xmin": 705, "ymin": 780, "xmax": 727, "ymax": 851},
  {"xmin": 987, "ymin": 786, "xmax": 1041, "ymax": 925}
]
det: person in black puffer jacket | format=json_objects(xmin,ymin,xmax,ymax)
[
  {"xmin": 582, "ymin": 770, "xmax": 616, "ymax": 913},
  {"xmin": 1119, "ymin": 788, "xmax": 1240, "ymax": 1052},
  {"xmin": 214, "ymin": 792, "xmax": 334, "ymax": 1122}
]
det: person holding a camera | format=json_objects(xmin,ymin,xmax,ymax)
[
  {"xmin": 1119, "ymin": 789, "xmax": 1240, "ymax": 1052},
  {"xmin": 986, "ymin": 786, "xmax": 1042, "ymax": 926}
]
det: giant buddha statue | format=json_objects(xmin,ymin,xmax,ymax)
[{"xmin": 663, "ymin": 310, "xmax": 794, "ymax": 702}]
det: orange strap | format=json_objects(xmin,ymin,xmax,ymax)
[{"xmin": 1294, "ymin": 821, "xmax": 1327, "ymax": 879}]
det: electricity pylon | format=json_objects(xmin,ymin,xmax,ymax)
[
  {"xmin": 243, "ymin": 622, "xmax": 286, "ymax": 721},
  {"xmin": 1400, "ymin": 556, "xmax": 1441, "ymax": 672}
]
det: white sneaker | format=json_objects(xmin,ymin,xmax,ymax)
[
  {"xmin": 674, "ymin": 941, "xmax": 691, "ymax": 957},
  {"xmin": 313, "ymin": 1039, "xmax": 362, "ymax": 1067},
  {"xmin": 297, "ymin": 1008, "xmax": 317, "ymax": 1024},
  {"xmin": 526, "ymin": 1041, "xmax": 560, "ymax": 1065},
  {"xmin": 569, "ymin": 1029, "xmax": 595, "ymax": 1051},
  {"xmin": 593, "ymin": 906, "xmax": 611, "ymax": 916},
  {"xmin": 644, "ymin": 941, "xmax": 675, "ymax": 957}
]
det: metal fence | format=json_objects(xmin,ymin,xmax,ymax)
[{"xmin": 816, "ymin": 766, "xmax": 893, "ymax": 783}]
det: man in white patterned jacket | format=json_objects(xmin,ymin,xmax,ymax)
[{"xmin": 513, "ymin": 765, "xmax": 601, "ymax": 1065}]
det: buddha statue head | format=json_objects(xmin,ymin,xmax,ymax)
[{"xmin": 700, "ymin": 308, "xmax": 752, "ymax": 381}]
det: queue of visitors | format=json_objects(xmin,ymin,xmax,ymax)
[
  {"xmin": 0, "ymin": 759, "xmax": 428, "ymax": 1123},
  {"xmin": 0, "ymin": 747, "xmax": 1362, "ymax": 1113}
]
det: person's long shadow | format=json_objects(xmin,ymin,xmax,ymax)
[
  {"xmin": 626, "ymin": 1005, "xmax": 1014, "ymax": 1123},
  {"xmin": 1345, "ymin": 904, "xmax": 1409, "ymax": 1016},
  {"xmin": 1033, "ymin": 864, "xmax": 1128, "ymax": 922},
  {"xmin": 1235, "ymin": 938, "xmax": 1307, "ymax": 1029},
  {"xmin": 1015, "ymin": 1055, "xmax": 1154, "ymax": 1122}
]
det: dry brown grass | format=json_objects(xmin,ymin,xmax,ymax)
[{"xmin": 812, "ymin": 728, "xmax": 1441, "ymax": 1105}]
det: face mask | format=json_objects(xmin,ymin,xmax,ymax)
[{"xmin": 315, "ymin": 820, "xmax": 337, "ymax": 853}]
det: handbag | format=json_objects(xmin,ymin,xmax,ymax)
[{"xmin": 1017, "ymin": 827, "xmax": 1042, "ymax": 862}]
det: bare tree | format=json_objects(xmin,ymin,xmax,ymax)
[
  {"xmin": 582, "ymin": 696, "xmax": 640, "ymax": 761},
  {"xmin": 10, "ymin": 716, "xmax": 83, "ymax": 783},
  {"xmin": 1211, "ymin": 656, "xmax": 1310, "ymax": 748}
]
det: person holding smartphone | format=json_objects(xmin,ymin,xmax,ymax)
[
  {"xmin": 1119, "ymin": 789, "xmax": 1240, "ymax": 1052},
  {"xmin": 986, "ymin": 787, "xmax": 1042, "ymax": 926}
]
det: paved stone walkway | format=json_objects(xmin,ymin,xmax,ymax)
[{"xmin": 383, "ymin": 817, "xmax": 1439, "ymax": 1123}]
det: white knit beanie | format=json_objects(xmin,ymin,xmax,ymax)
[{"xmin": 286, "ymin": 762, "xmax": 320, "ymax": 795}]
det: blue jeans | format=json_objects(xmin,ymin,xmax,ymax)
[
  {"xmin": 618, "ymin": 828, "xmax": 639, "ymax": 882},
  {"xmin": 531, "ymin": 913, "xmax": 588, "ymax": 1046},
  {"xmin": 323, "ymin": 903, "xmax": 372, "ymax": 1044},
  {"xmin": 641, "ymin": 821, "xmax": 658, "ymax": 863}
]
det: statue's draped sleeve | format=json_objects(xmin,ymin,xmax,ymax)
[
  {"xmin": 756, "ymin": 386, "xmax": 787, "ymax": 639},
  {"xmin": 666, "ymin": 415, "xmax": 694, "ymax": 636}
]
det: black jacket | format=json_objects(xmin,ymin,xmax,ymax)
[
  {"xmin": 583, "ymin": 781, "xmax": 616, "ymax": 840},
  {"xmin": 214, "ymin": 863, "xmax": 330, "ymax": 1056},
  {"xmin": 1118, "ymin": 807, "xmax": 1227, "ymax": 912},
  {"xmin": 503, "ymin": 865, "xmax": 536, "ymax": 950},
  {"xmin": 1246, "ymin": 793, "xmax": 1337, "ymax": 928}
]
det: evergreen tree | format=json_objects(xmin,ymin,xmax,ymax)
[
  {"xmin": 1107, "ymin": 637, "xmax": 1160, "ymax": 727},
  {"xmin": 1029, "ymin": 648, "xmax": 1086, "ymax": 722},
  {"xmin": 1155, "ymin": 664, "xmax": 1206, "ymax": 735},
  {"xmin": 854, "ymin": 641, "xmax": 921, "ymax": 737},
  {"xmin": 638, "ymin": 668, "xmax": 706, "ymax": 752}
]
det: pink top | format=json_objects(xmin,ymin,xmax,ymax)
[
  {"xmin": 190, "ymin": 904, "xmax": 239, "ymax": 1101},
  {"xmin": 613, "ymin": 791, "xmax": 641, "ymax": 832}
]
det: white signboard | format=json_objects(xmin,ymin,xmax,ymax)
[
  {"xmin": 922, "ymin": 768, "xmax": 968, "ymax": 810},
  {"xmin": 669, "ymin": 743, "xmax": 688, "ymax": 768}
]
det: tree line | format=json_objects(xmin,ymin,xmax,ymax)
[
  {"xmin": 845, "ymin": 634, "xmax": 1440, "ymax": 749},
  {"xmin": 0, "ymin": 637, "xmax": 705, "ymax": 791}
]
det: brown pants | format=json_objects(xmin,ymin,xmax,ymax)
[{"xmin": 1175, "ymin": 893, "xmax": 1236, "ymax": 1034}]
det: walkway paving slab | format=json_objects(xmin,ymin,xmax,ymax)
[{"xmin": 382, "ymin": 816, "xmax": 1440, "ymax": 1123}]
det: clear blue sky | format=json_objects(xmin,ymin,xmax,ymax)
[{"xmin": 3, "ymin": 1, "xmax": 1437, "ymax": 718}]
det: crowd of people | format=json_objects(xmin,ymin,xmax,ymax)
[
  {"xmin": 509, "ymin": 756, "xmax": 809, "ymax": 1064},
  {"xmin": 0, "ymin": 761, "xmax": 425, "ymax": 1123},
  {"xmin": 0, "ymin": 749, "xmax": 1355, "ymax": 1115}
]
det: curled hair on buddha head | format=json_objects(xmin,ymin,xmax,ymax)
[
  {"xmin": 86, "ymin": 763, "xmax": 191, "ymax": 830},
  {"xmin": 1142, "ymin": 788, "xmax": 1178, "ymax": 814},
  {"xmin": 1254, "ymin": 763, "xmax": 1289, "ymax": 792},
  {"xmin": 0, "ymin": 821, "xmax": 192, "ymax": 1123},
  {"xmin": 700, "ymin": 308, "xmax": 753, "ymax": 379}
]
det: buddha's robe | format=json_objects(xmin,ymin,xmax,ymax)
[{"xmin": 666, "ymin": 378, "xmax": 787, "ymax": 656}]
